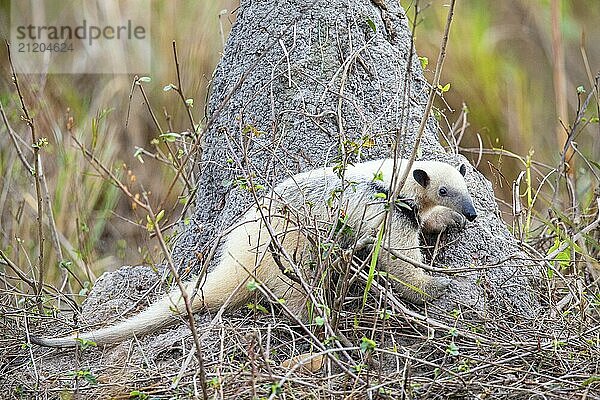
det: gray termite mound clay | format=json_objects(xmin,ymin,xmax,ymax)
[{"xmin": 173, "ymin": 0, "xmax": 541, "ymax": 318}]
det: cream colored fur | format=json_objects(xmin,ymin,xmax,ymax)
[{"xmin": 30, "ymin": 159, "xmax": 476, "ymax": 348}]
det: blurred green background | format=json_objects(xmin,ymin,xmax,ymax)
[{"xmin": 0, "ymin": 0, "xmax": 598, "ymax": 289}]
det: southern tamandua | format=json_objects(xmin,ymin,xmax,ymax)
[{"xmin": 30, "ymin": 159, "xmax": 477, "ymax": 347}]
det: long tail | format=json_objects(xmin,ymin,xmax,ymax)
[{"xmin": 29, "ymin": 262, "xmax": 252, "ymax": 348}]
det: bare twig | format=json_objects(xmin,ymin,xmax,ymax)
[{"xmin": 5, "ymin": 40, "xmax": 45, "ymax": 312}]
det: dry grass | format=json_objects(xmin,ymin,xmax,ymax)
[
  {"xmin": 2, "ymin": 262, "xmax": 599, "ymax": 399},
  {"xmin": 0, "ymin": 1, "xmax": 239, "ymax": 290}
]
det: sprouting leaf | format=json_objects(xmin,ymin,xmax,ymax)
[
  {"xmin": 419, "ymin": 56, "xmax": 429, "ymax": 69},
  {"xmin": 137, "ymin": 76, "xmax": 151, "ymax": 83},
  {"xmin": 547, "ymin": 238, "xmax": 571, "ymax": 268},
  {"xmin": 185, "ymin": 98, "xmax": 194, "ymax": 107},
  {"xmin": 438, "ymin": 83, "xmax": 451, "ymax": 93},
  {"xmin": 366, "ymin": 18, "xmax": 376, "ymax": 33},
  {"xmin": 246, "ymin": 280, "xmax": 258, "ymax": 291},
  {"xmin": 583, "ymin": 375, "xmax": 600, "ymax": 386},
  {"xmin": 315, "ymin": 316, "xmax": 325, "ymax": 326},
  {"xmin": 155, "ymin": 209, "xmax": 165, "ymax": 225},
  {"xmin": 146, "ymin": 215, "xmax": 155, "ymax": 232},
  {"xmin": 373, "ymin": 192, "xmax": 387, "ymax": 200},
  {"xmin": 576, "ymin": 85, "xmax": 586, "ymax": 94},
  {"xmin": 130, "ymin": 390, "xmax": 149, "ymax": 400},
  {"xmin": 378, "ymin": 309, "xmax": 391, "ymax": 320},
  {"xmin": 372, "ymin": 171, "xmax": 384, "ymax": 182},
  {"xmin": 270, "ymin": 383, "xmax": 282, "ymax": 395},
  {"xmin": 79, "ymin": 281, "xmax": 90, "ymax": 296},
  {"xmin": 75, "ymin": 337, "xmax": 97, "ymax": 350},
  {"xmin": 163, "ymin": 84, "xmax": 177, "ymax": 91},
  {"xmin": 360, "ymin": 336, "xmax": 376, "ymax": 352},
  {"xmin": 446, "ymin": 342, "xmax": 460, "ymax": 356},
  {"xmin": 246, "ymin": 303, "xmax": 269, "ymax": 314},
  {"xmin": 159, "ymin": 132, "xmax": 181, "ymax": 142},
  {"xmin": 69, "ymin": 368, "xmax": 98, "ymax": 385}
]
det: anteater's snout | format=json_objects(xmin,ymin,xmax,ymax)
[
  {"xmin": 465, "ymin": 210, "xmax": 477, "ymax": 222},
  {"xmin": 463, "ymin": 202, "xmax": 477, "ymax": 222}
]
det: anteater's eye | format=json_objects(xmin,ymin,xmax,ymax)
[{"xmin": 439, "ymin": 187, "xmax": 448, "ymax": 196}]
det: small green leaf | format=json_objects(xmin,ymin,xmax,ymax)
[
  {"xmin": 146, "ymin": 215, "xmax": 155, "ymax": 232},
  {"xmin": 270, "ymin": 382, "xmax": 282, "ymax": 395},
  {"xmin": 185, "ymin": 98, "xmax": 194, "ymax": 107},
  {"xmin": 360, "ymin": 336, "xmax": 377, "ymax": 352},
  {"xmin": 577, "ymin": 85, "xmax": 586, "ymax": 94},
  {"xmin": 246, "ymin": 303, "xmax": 269, "ymax": 314},
  {"xmin": 315, "ymin": 316, "xmax": 325, "ymax": 326},
  {"xmin": 159, "ymin": 132, "xmax": 181, "ymax": 142},
  {"xmin": 446, "ymin": 342, "xmax": 459, "ymax": 356},
  {"xmin": 372, "ymin": 171, "xmax": 384, "ymax": 182},
  {"xmin": 75, "ymin": 337, "xmax": 97, "ymax": 350},
  {"xmin": 438, "ymin": 83, "xmax": 451, "ymax": 93},
  {"xmin": 155, "ymin": 209, "xmax": 165, "ymax": 225},
  {"xmin": 366, "ymin": 18, "xmax": 376, "ymax": 33},
  {"xmin": 547, "ymin": 238, "xmax": 571, "ymax": 268},
  {"xmin": 583, "ymin": 375, "xmax": 600, "ymax": 386},
  {"xmin": 246, "ymin": 280, "xmax": 258, "ymax": 291},
  {"xmin": 419, "ymin": 56, "xmax": 428, "ymax": 69},
  {"xmin": 373, "ymin": 192, "xmax": 387, "ymax": 200},
  {"xmin": 137, "ymin": 76, "xmax": 151, "ymax": 83},
  {"xmin": 69, "ymin": 368, "xmax": 98, "ymax": 385},
  {"xmin": 79, "ymin": 281, "xmax": 90, "ymax": 296},
  {"xmin": 378, "ymin": 309, "xmax": 391, "ymax": 320},
  {"xmin": 163, "ymin": 84, "xmax": 177, "ymax": 91},
  {"xmin": 130, "ymin": 390, "xmax": 149, "ymax": 400}
]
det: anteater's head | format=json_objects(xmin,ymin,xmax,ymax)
[{"xmin": 411, "ymin": 161, "xmax": 477, "ymax": 222}]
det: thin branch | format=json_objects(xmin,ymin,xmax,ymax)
[{"xmin": 5, "ymin": 40, "xmax": 45, "ymax": 312}]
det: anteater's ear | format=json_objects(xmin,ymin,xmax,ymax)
[
  {"xmin": 459, "ymin": 164, "xmax": 467, "ymax": 177},
  {"xmin": 413, "ymin": 169, "xmax": 430, "ymax": 188}
]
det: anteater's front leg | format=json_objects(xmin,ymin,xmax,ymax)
[{"xmin": 420, "ymin": 205, "xmax": 466, "ymax": 234}]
